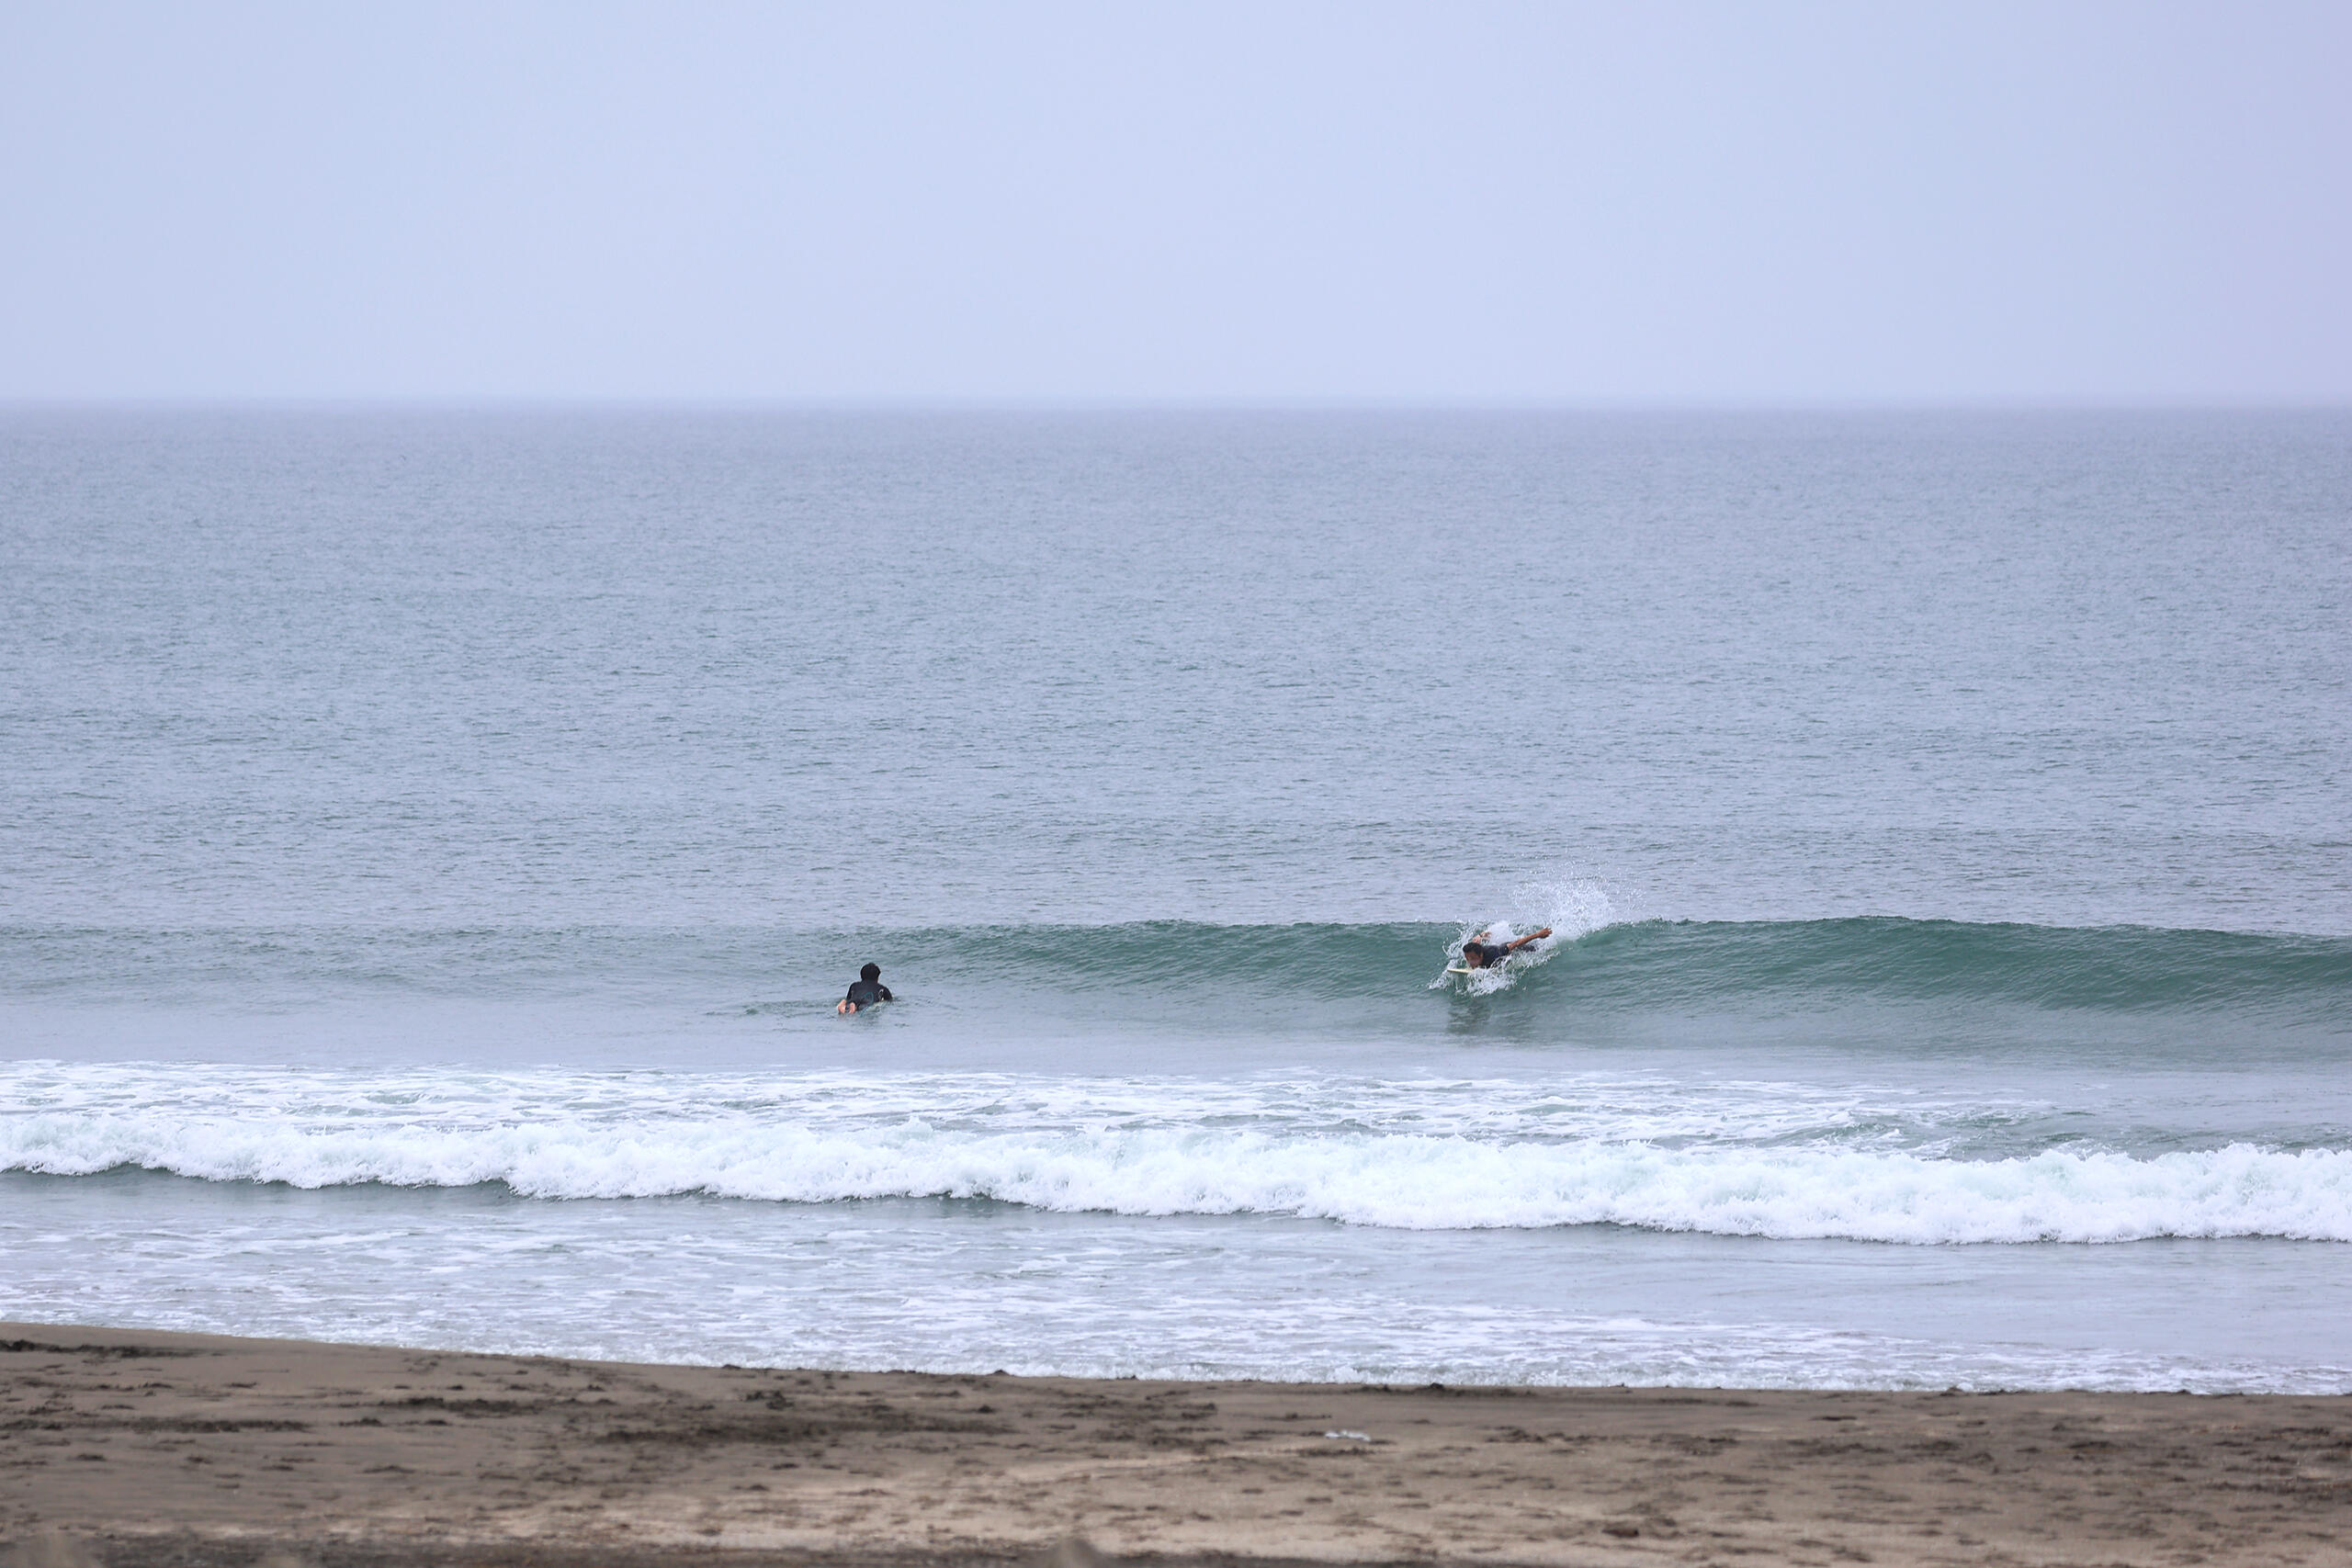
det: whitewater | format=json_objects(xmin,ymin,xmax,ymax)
[{"xmin": 8, "ymin": 1063, "xmax": 2351, "ymax": 1247}]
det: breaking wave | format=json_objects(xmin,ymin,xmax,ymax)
[
  {"xmin": 10, "ymin": 908, "xmax": 2346, "ymax": 1021},
  {"xmin": 6, "ymin": 1063, "xmax": 2346, "ymax": 1246}
]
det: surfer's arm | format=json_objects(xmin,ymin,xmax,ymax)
[
  {"xmin": 877, "ymin": 985, "xmax": 893, "ymax": 1001},
  {"xmin": 1505, "ymin": 929, "xmax": 1553, "ymax": 953}
]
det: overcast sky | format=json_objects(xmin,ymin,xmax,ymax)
[{"xmin": 3, "ymin": 1, "xmax": 2346, "ymax": 401}]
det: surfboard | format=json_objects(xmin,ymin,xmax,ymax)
[{"xmin": 1444, "ymin": 964, "xmax": 1476, "ymax": 976}]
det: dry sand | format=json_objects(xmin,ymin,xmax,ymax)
[{"xmin": 4, "ymin": 1322, "xmax": 2348, "ymax": 1566}]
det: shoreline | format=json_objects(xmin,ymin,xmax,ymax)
[{"xmin": 6, "ymin": 1322, "xmax": 2349, "ymax": 1566}]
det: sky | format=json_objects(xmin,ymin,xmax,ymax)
[{"xmin": 2, "ymin": 1, "xmax": 2346, "ymax": 402}]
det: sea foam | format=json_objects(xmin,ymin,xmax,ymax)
[{"xmin": 6, "ymin": 1062, "xmax": 2346, "ymax": 1246}]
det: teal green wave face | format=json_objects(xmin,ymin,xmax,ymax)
[{"xmin": 7, "ymin": 918, "xmax": 2349, "ymax": 1066}]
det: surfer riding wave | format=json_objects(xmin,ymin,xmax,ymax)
[
  {"xmin": 1435, "ymin": 883, "xmax": 1616, "ymax": 990},
  {"xmin": 1460, "ymin": 928, "xmax": 1551, "ymax": 970}
]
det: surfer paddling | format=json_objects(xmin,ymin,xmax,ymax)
[
  {"xmin": 837, "ymin": 962, "xmax": 893, "ymax": 1014},
  {"xmin": 1459, "ymin": 929, "xmax": 1552, "ymax": 970}
]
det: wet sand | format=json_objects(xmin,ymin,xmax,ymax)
[{"xmin": 5, "ymin": 1322, "xmax": 2349, "ymax": 1566}]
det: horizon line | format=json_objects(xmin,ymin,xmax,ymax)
[{"xmin": 5, "ymin": 393, "xmax": 2349, "ymax": 415}]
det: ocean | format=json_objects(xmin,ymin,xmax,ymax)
[{"xmin": 3, "ymin": 407, "xmax": 2347, "ymax": 1393}]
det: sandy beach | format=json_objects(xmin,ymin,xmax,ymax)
[{"xmin": 4, "ymin": 1323, "xmax": 2348, "ymax": 1566}]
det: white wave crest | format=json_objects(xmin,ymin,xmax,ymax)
[{"xmin": 4, "ymin": 1062, "xmax": 2346, "ymax": 1245}]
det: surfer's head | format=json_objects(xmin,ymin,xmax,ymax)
[
  {"xmin": 860, "ymin": 962, "xmax": 881, "ymax": 982},
  {"xmin": 1460, "ymin": 942, "xmax": 1489, "ymax": 968}
]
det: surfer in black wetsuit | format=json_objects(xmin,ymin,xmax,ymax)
[
  {"xmin": 1460, "ymin": 928, "xmax": 1553, "ymax": 969},
  {"xmin": 837, "ymin": 962, "xmax": 893, "ymax": 1014}
]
